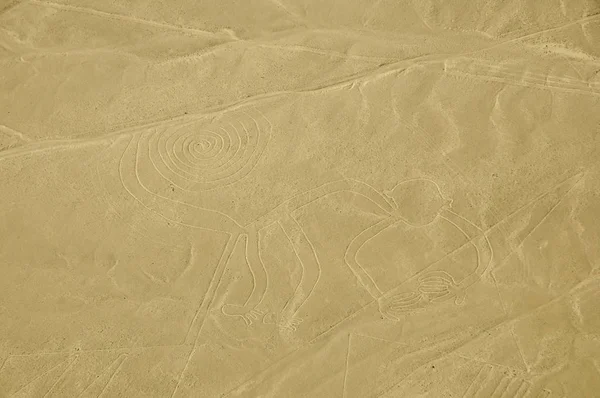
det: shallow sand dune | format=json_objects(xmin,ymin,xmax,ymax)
[{"xmin": 1, "ymin": 0, "xmax": 600, "ymax": 396}]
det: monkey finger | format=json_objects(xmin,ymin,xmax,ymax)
[
  {"xmin": 419, "ymin": 285, "xmax": 449, "ymax": 294},
  {"xmin": 429, "ymin": 292, "xmax": 455, "ymax": 303},
  {"xmin": 390, "ymin": 292, "xmax": 423, "ymax": 304},
  {"xmin": 419, "ymin": 271, "xmax": 456, "ymax": 283},
  {"xmin": 418, "ymin": 278, "xmax": 453, "ymax": 287},
  {"xmin": 419, "ymin": 281, "xmax": 449, "ymax": 288},
  {"xmin": 389, "ymin": 296, "xmax": 423, "ymax": 309}
]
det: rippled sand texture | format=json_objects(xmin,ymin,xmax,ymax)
[{"xmin": 1, "ymin": 0, "xmax": 600, "ymax": 397}]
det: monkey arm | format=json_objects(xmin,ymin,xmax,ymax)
[
  {"xmin": 278, "ymin": 215, "xmax": 321, "ymax": 320},
  {"xmin": 344, "ymin": 217, "xmax": 400, "ymax": 299},
  {"xmin": 439, "ymin": 209, "xmax": 493, "ymax": 289}
]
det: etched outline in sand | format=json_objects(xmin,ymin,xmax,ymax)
[{"xmin": 108, "ymin": 119, "xmax": 492, "ymax": 332}]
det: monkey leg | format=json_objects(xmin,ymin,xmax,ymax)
[
  {"xmin": 221, "ymin": 227, "xmax": 269, "ymax": 325},
  {"xmin": 278, "ymin": 215, "xmax": 322, "ymax": 322}
]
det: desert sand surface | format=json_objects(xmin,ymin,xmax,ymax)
[{"xmin": 1, "ymin": 0, "xmax": 600, "ymax": 397}]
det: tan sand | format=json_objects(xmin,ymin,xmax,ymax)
[{"xmin": 1, "ymin": 0, "xmax": 600, "ymax": 396}]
